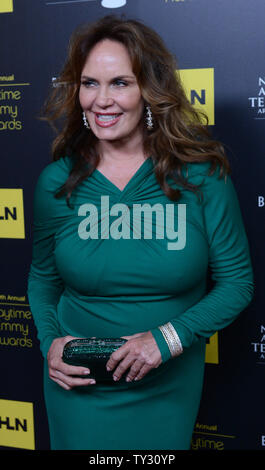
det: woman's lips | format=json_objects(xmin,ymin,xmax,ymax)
[{"xmin": 94, "ymin": 113, "xmax": 122, "ymax": 128}]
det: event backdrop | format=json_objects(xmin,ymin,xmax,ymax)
[{"xmin": 0, "ymin": 0, "xmax": 264, "ymax": 451}]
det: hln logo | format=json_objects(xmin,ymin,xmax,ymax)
[
  {"xmin": 0, "ymin": 0, "xmax": 13, "ymax": 13},
  {"xmin": 0, "ymin": 399, "xmax": 35, "ymax": 450},
  {"xmin": 0, "ymin": 189, "xmax": 25, "ymax": 238},
  {"xmin": 179, "ymin": 68, "xmax": 215, "ymax": 125},
  {"xmin": 205, "ymin": 332, "xmax": 219, "ymax": 364}
]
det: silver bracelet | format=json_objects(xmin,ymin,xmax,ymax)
[{"xmin": 158, "ymin": 322, "xmax": 183, "ymax": 357}]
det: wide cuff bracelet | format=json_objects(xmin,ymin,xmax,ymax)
[{"xmin": 158, "ymin": 322, "xmax": 183, "ymax": 358}]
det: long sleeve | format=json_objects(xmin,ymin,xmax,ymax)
[
  {"xmin": 27, "ymin": 162, "xmax": 66, "ymax": 359},
  {"xmin": 151, "ymin": 164, "xmax": 255, "ymax": 362}
]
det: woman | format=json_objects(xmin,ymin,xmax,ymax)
[{"xmin": 27, "ymin": 15, "xmax": 254, "ymax": 450}]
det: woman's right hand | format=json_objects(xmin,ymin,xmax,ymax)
[{"xmin": 47, "ymin": 336, "xmax": 96, "ymax": 390}]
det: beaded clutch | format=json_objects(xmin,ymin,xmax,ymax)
[{"xmin": 62, "ymin": 337, "xmax": 127, "ymax": 382}]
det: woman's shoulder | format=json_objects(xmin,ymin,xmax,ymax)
[
  {"xmin": 186, "ymin": 160, "xmax": 219, "ymax": 176},
  {"xmin": 181, "ymin": 160, "xmax": 235, "ymax": 207},
  {"xmin": 35, "ymin": 155, "xmax": 73, "ymax": 191},
  {"xmin": 32, "ymin": 156, "xmax": 73, "ymax": 220},
  {"xmin": 185, "ymin": 160, "xmax": 231, "ymax": 187},
  {"xmin": 184, "ymin": 160, "xmax": 240, "ymax": 218}
]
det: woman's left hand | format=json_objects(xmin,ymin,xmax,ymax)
[{"xmin": 105, "ymin": 331, "xmax": 162, "ymax": 382}]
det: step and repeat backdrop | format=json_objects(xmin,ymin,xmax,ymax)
[{"xmin": 0, "ymin": 0, "xmax": 264, "ymax": 451}]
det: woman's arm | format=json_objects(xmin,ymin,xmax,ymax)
[
  {"xmin": 105, "ymin": 164, "xmax": 254, "ymax": 382},
  {"xmin": 150, "ymin": 165, "xmax": 255, "ymax": 362},
  {"xmin": 27, "ymin": 164, "xmax": 65, "ymax": 359},
  {"xmin": 27, "ymin": 162, "xmax": 96, "ymax": 389}
]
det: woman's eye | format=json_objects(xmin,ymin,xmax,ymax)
[
  {"xmin": 113, "ymin": 79, "xmax": 128, "ymax": 87},
  {"xmin": 80, "ymin": 79, "xmax": 128, "ymax": 88},
  {"xmin": 81, "ymin": 80, "xmax": 97, "ymax": 87}
]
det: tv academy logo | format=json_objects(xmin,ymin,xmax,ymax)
[
  {"xmin": 248, "ymin": 77, "xmax": 265, "ymax": 120},
  {"xmin": 251, "ymin": 325, "xmax": 265, "ymax": 365},
  {"xmin": 77, "ymin": 196, "xmax": 187, "ymax": 250}
]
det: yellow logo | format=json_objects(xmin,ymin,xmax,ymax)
[
  {"xmin": 0, "ymin": 399, "xmax": 35, "ymax": 450},
  {"xmin": 205, "ymin": 332, "xmax": 219, "ymax": 364},
  {"xmin": 0, "ymin": 189, "xmax": 25, "ymax": 239},
  {"xmin": 0, "ymin": 0, "xmax": 13, "ymax": 13},
  {"xmin": 179, "ymin": 68, "xmax": 215, "ymax": 125}
]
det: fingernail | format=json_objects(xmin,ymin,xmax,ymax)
[
  {"xmin": 113, "ymin": 376, "xmax": 118, "ymax": 381},
  {"xmin": 83, "ymin": 370, "xmax": 90, "ymax": 374},
  {"xmin": 90, "ymin": 379, "xmax": 96, "ymax": 384},
  {"xmin": 126, "ymin": 377, "xmax": 131, "ymax": 382},
  {"xmin": 106, "ymin": 366, "xmax": 111, "ymax": 371}
]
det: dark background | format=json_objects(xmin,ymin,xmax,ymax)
[{"xmin": 0, "ymin": 0, "xmax": 264, "ymax": 450}]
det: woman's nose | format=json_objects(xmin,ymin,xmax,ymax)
[{"xmin": 95, "ymin": 86, "xmax": 114, "ymax": 107}]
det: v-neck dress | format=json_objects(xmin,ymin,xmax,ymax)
[{"xmin": 27, "ymin": 155, "xmax": 254, "ymax": 450}]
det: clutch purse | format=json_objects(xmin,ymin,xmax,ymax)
[{"xmin": 62, "ymin": 337, "xmax": 127, "ymax": 382}]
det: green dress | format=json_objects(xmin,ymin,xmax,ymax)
[{"xmin": 27, "ymin": 155, "xmax": 254, "ymax": 450}]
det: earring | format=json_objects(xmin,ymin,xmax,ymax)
[
  {"xmin": 145, "ymin": 105, "xmax": 153, "ymax": 130},
  {"xmin": 82, "ymin": 111, "xmax": 90, "ymax": 129}
]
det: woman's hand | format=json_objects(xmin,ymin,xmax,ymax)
[
  {"xmin": 47, "ymin": 336, "xmax": 96, "ymax": 390},
  {"xmin": 106, "ymin": 331, "xmax": 162, "ymax": 382}
]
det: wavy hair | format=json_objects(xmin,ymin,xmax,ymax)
[{"xmin": 41, "ymin": 15, "xmax": 231, "ymax": 205}]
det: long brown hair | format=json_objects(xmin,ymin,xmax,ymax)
[{"xmin": 42, "ymin": 15, "xmax": 230, "ymax": 205}]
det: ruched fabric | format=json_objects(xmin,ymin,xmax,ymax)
[{"xmin": 28, "ymin": 155, "xmax": 254, "ymax": 450}]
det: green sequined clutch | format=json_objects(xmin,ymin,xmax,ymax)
[{"xmin": 62, "ymin": 337, "xmax": 127, "ymax": 382}]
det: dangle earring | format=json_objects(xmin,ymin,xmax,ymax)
[
  {"xmin": 145, "ymin": 105, "xmax": 153, "ymax": 130},
  {"xmin": 82, "ymin": 111, "xmax": 90, "ymax": 129}
]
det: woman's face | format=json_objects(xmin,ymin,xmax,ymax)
[{"xmin": 79, "ymin": 39, "xmax": 145, "ymax": 144}]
